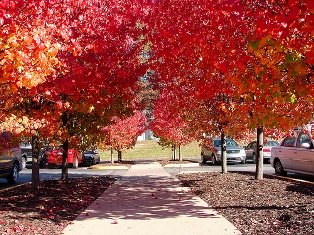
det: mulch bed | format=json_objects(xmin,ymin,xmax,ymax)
[
  {"xmin": 1, "ymin": 169, "xmax": 313, "ymax": 234},
  {"xmin": 178, "ymin": 172, "xmax": 314, "ymax": 235},
  {"xmin": 0, "ymin": 176, "xmax": 115, "ymax": 235}
]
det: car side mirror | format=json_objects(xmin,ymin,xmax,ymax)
[{"xmin": 301, "ymin": 143, "xmax": 311, "ymax": 149}]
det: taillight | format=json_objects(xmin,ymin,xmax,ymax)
[{"xmin": 263, "ymin": 148, "xmax": 270, "ymax": 152}]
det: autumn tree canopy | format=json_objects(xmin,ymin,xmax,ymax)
[{"xmin": 0, "ymin": 0, "xmax": 313, "ymax": 157}]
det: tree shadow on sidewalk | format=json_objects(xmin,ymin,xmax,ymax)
[{"xmin": 75, "ymin": 175, "xmax": 220, "ymax": 221}]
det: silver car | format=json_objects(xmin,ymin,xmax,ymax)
[{"xmin": 201, "ymin": 138, "xmax": 246, "ymax": 165}]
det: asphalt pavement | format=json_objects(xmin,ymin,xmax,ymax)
[{"xmin": 1, "ymin": 162, "xmax": 313, "ymax": 191}]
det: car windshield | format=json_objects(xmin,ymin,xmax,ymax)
[
  {"xmin": 265, "ymin": 141, "xmax": 279, "ymax": 146},
  {"xmin": 84, "ymin": 150, "xmax": 94, "ymax": 154},
  {"xmin": 213, "ymin": 139, "xmax": 239, "ymax": 147}
]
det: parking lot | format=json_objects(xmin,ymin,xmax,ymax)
[{"xmin": 1, "ymin": 162, "xmax": 313, "ymax": 191}]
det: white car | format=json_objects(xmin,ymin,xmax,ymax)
[{"xmin": 270, "ymin": 131, "xmax": 314, "ymax": 176}]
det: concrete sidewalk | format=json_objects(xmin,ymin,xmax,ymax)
[{"xmin": 62, "ymin": 162, "xmax": 241, "ymax": 235}]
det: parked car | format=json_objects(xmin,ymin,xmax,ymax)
[
  {"xmin": 245, "ymin": 140, "xmax": 279, "ymax": 163},
  {"xmin": 271, "ymin": 131, "xmax": 314, "ymax": 176},
  {"xmin": 82, "ymin": 150, "xmax": 101, "ymax": 166},
  {"xmin": 0, "ymin": 133, "xmax": 23, "ymax": 184},
  {"xmin": 201, "ymin": 137, "xmax": 246, "ymax": 164},
  {"xmin": 20, "ymin": 142, "xmax": 32, "ymax": 169},
  {"xmin": 45, "ymin": 147, "xmax": 83, "ymax": 168}
]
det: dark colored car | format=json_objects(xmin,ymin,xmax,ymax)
[
  {"xmin": 0, "ymin": 133, "xmax": 23, "ymax": 184},
  {"xmin": 82, "ymin": 150, "xmax": 101, "ymax": 166},
  {"xmin": 245, "ymin": 140, "xmax": 279, "ymax": 163}
]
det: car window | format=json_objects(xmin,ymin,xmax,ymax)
[
  {"xmin": 282, "ymin": 136, "xmax": 296, "ymax": 147},
  {"xmin": 214, "ymin": 139, "xmax": 239, "ymax": 147},
  {"xmin": 213, "ymin": 140, "xmax": 221, "ymax": 147},
  {"xmin": 265, "ymin": 141, "xmax": 279, "ymax": 146},
  {"xmin": 226, "ymin": 139, "xmax": 239, "ymax": 146},
  {"xmin": 297, "ymin": 133, "xmax": 313, "ymax": 148}
]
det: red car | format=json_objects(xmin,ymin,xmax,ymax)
[{"xmin": 46, "ymin": 148, "xmax": 83, "ymax": 168}]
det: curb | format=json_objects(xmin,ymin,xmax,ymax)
[
  {"xmin": 176, "ymin": 170, "xmax": 212, "ymax": 174},
  {"xmin": 0, "ymin": 182, "xmax": 30, "ymax": 193},
  {"xmin": 263, "ymin": 173, "xmax": 314, "ymax": 186},
  {"xmin": 88, "ymin": 165, "xmax": 129, "ymax": 170},
  {"xmin": 229, "ymin": 170, "xmax": 314, "ymax": 186},
  {"xmin": 163, "ymin": 163, "xmax": 200, "ymax": 168}
]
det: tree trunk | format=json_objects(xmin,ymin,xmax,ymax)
[
  {"xmin": 221, "ymin": 131, "xmax": 227, "ymax": 174},
  {"xmin": 172, "ymin": 145, "xmax": 176, "ymax": 160},
  {"xmin": 255, "ymin": 126, "xmax": 264, "ymax": 180},
  {"xmin": 61, "ymin": 139, "xmax": 69, "ymax": 181},
  {"xmin": 178, "ymin": 145, "xmax": 182, "ymax": 161},
  {"xmin": 117, "ymin": 150, "xmax": 122, "ymax": 162},
  {"xmin": 110, "ymin": 147, "xmax": 114, "ymax": 164},
  {"xmin": 31, "ymin": 133, "xmax": 40, "ymax": 191}
]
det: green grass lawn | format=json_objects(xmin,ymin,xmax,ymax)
[{"xmin": 99, "ymin": 140, "xmax": 201, "ymax": 162}]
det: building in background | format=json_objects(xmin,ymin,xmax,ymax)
[{"xmin": 137, "ymin": 130, "xmax": 156, "ymax": 141}]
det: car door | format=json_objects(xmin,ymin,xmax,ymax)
[
  {"xmin": 278, "ymin": 136, "xmax": 297, "ymax": 170},
  {"xmin": 245, "ymin": 142, "xmax": 255, "ymax": 158},
  {"xmin": 0, "ymin": 149, "xmax": 11, "ymax": 175},
  {"xmin": 293, "ymin": 133, "xmax": 314, "ymax": 174}
]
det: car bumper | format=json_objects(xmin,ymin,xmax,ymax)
[
  {"xmin": 83, "ymin": 158, "xmax": 94, "ymax": 165},
  {"xmin": 217, "ymin": 154, "xmax": 246, "ymax": 163},
  {"xmin": 263, "ymin": 152, "xmax": 271, "ymax": 159}
]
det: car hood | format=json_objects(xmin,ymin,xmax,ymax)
[{"xmin": 214, "ymin": 146, "xmax": 244, "ymax": 151}]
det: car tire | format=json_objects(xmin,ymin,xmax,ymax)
[
  {"xmin": 92, "ymin": 158, "xmax": 96, "ymax": 165},
  {"xmin": 40, "ymin": 156, "xmax": 48, "ymax": 168},
  {"xmin": 212, "ymin": 154, "xmax": 217, "ymax": 165},
  {"xmin": 274, "ymin": 159, "xmax": 287, "ymax": 176},
  {"xmin": 241, "ymin": 159, "xmax": 245, "ymax": 164},
  {"xmin": 21, "ymin": 156, "xmax": 27, "ymax": 169},
  {"xmin": 7, "ymin": 162, "xmax": 19, "ymax": 184},
  {"xmin": 72, "ymin": 157, "xmax": 79, "ymax": 169}
]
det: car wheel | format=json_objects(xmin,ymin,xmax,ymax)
[
  {"xmin": 40, "ymin": 156, "xmax": 48, "ymax": 168},
  {"xmin": 241, "ymin": 159, "xmax": 245, "ymax": 164},
  {"xmin": 212, "ymin": 154, "xmax": 217, "ymax": 165},
  {"xmin": 21, "ymin": 156, "xmax": 27, "ymax": 169},
  {"xmin": 274, "ymin": 160, "xmax": 287, "ymax": 176},
  {"xmin": 92, "ymin": 158, "xmax": 96, "ymax": 165},
  {"xmin": 72, "ymin": 157, "xmax": 79, "ymax": 169},
  {"xmin": 7, "ymin": 163, "xmax": 19, "ymax": 184}
]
